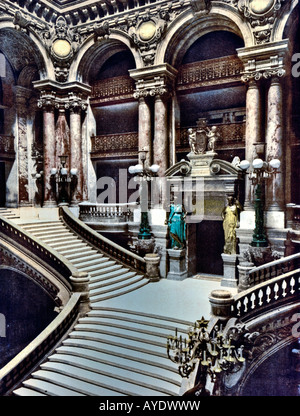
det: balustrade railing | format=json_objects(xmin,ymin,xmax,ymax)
[
  {"xmin": 232, "ymin": 268, "xmax": 300, "ymax": 321},
  {"xmin": 79, "ymin": 202, "xmax": 137, "ymax": 222},
  {"xmin": 248, "ymin": 253, "xmax": 300, "ymax": 286},
  {"xmin": 60, "ymin": 206, "xmax": 146, "ymax": 274}
]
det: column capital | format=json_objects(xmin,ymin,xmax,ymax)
[{"xmin": 130, "ymin": 64, "xmax": 177, "ymax": 100}]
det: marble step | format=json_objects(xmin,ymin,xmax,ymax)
[
  {"xmin": 71, "ymin": 254, "xmax": 105, "ymax": 267},
  {"xmin": 62, "ymin": 337, "xmax": 175, "ymax": 370},
  {"xmin": 55, "ymin": 344, "xmax": 180, "ymax": 383},
  {"xmin": 89, "ymin": 274, "xmax": 144, "ymax": 297},
  {"xmin": 89, "ymin": 271, "xmax": 137, "ymax": 290},
  {"xmin": 13, "ymin": 386, "xmax": 47, "ymax": 397},
  {"xmin": 30, "ymin": 369, "xmax": 126, "ymax": 396},
  {"xmin": 47, "ymin": 240, "xmax": 87, "ymax": 249},
  {"xmin": 38, "ymin": 361, "xmax": 175, "ymax": 396},
  {"xmin": 70, "ymin": 329, "xmax": 166, "ymax": 355},
  {"xmin": 90, "ymin": 279, "xmax": 148, "ymax": 302},
  {"xmin": 42, "ymin": 235, "xmax": 80, "ymax": 244},
  {"xmin": 46, "ymin": 353, "xmax": 180, "ymax": 394},
  {"xmin": 19, "ymin": 378, "xmax": 85, "ymax": 396},
  {"xmin": 89, "ymin": 267, "xmax": 129, "ymax": 284},
  {"xmin": 59, "ymin": 247, "xmax": 96, "ymax": 258},
  {"xmin": 29, "ymin": 228, "xmax": 69, "ymax": 237}
]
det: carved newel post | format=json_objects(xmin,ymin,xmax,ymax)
[{"xmin": 144, "ymin": 253, "xmax": 161, "ymax": 282}]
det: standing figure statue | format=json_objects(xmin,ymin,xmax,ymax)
[
  {"xmin": 222, "ymin": 196, "xmax": 243, "ymax": 255},
  {"xmin": 167, "ymin": 203, "xmax": 186, "ymax": 249},
  {"xmin": 207, "ymin": 126, "xmax": 220, "ymax": 153},
  {"xmin": 188, "ymin": 128, "xmax": 197, "ymax": 154}
]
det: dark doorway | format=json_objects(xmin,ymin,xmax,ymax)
[
  {"xmin": 0, "ymin": 162, "xmax": 5, "ymax": 206},
  {"xmin": 196, "ymin": 220, "xmax": 224, "ymax": 276}
]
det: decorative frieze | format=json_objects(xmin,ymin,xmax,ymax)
[{"xmin": 91, "ymin": 76, "xmax": 135, "ymax": 105}]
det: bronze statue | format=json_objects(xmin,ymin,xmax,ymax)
[{"xmin": 222, "ymin": 196, "xmax": 243, "ymax": 255}]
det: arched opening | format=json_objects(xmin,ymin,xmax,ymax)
[
  {"xmin": 0, "ymin": 268, "xmax": 57, "ymax": 369},
  {"xmin": 174, "ymin": 30, "xmax": 245, "ymax": 276},
  {"xmin": 0, "ymin": 28, "xmax": 45, "ymax": 208}
]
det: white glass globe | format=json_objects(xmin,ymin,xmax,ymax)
[
  {"xmin": 60, "ymin": 167, "xmax": 68, "ymax": 176},
  {"xmin": 50, "ymin": 168, "xmax": 57, "ymax": 175},
  {"xmin": 239, "ymin": 160, "xmax": 250, "ymax": 170},
  {"xmin": 269, "ymin": 159, "xmax": 281, "ymax": 169},
  {"xmin": 128, "ymin": 165, "xmax": 136, "ymax": 174},
  {"xmin": 70, "ymin": 168, "xmax": 78, "ymax": 176},
  {"xmin": 150, "ymin": 164, "xmax": 160, "ymax": 173},
  {"xmin": 253, "ymin": 158, "xmax": 264, "ymax": 169},
  {"xmin": 135, "ymin": 164, "xmax": 143, "ymax": 174}
]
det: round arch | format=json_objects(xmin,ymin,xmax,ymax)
[
  {"xmin": 0, "ymin": 22, "xmax": 50, "ymax": 82},
  {"xmin": 273, "ymin": 0, "xmax": 299, "ymax": 43},
  {"xmin": 69, "ymin": 30, "xmax": 143, "ymax": 83},
  {"xmin": 157, "ymin": 6, "xmax": 252, "ymax": 68}
]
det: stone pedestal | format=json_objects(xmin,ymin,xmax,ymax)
[
  {"xmin": 167, "ymin": 248, "xmax": 188, "ymax": 280},
  {"xmin": 208, "ymin": 289, "xmax": 233, "ymax": 320},
  {"xmin": 144, "ymin": 253, "xmax": 161, "ymax": 282},
  {"xmin": 221, "ymin": 253, "xmax": 238, "ymax": 288},
  {"xmin": 187, "ymin": 152, "xmax": 217, "ymax": 176}
]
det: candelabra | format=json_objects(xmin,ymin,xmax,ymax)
[
  {"xmin": 167, "ymin": 317, "xmax": 245, "ymax": 385},
  {"xmin": 50, "ymin": 155, "xmax": 78, "ymax": 206},
  {"xmin": 239, "ymin": 158, "xmax": 280, "ymax": 247},
  {"xmin": 128, "ymin": 150, "xmax": 159, "ymax": 240}
]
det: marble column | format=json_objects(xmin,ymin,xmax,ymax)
[
  {"xmin": 42, "ymin": 104, "xmax": 57, "ymax": 207},
  {"xmin": 15, "ymin": 87, "xmax": 31, "ymax": 206},
  {"xmin": 70, "ymin": 107, "xmax": 83, "ymax": 205},
  {"xmin": 244, "ymin": 79, "xmax": 262, "ymax": 210},
  {"xmin": 154, "ymin": 93, "xmax": 169, "ymax": 207},
  {"xmin": 138, "ymin": 96, "xmax": 152, "ymax": 166},
  {"xmin": 265, "ymin": 76, "xmax": 284, "ymax": 212}
]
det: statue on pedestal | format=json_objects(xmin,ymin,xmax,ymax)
[
  {"xmin": 167, "ymin": 202, "xmax": 186, "ymax": 250},
  {"xmin": 222, "ymin": 196, "xmax": 243, "ymax": 255}
]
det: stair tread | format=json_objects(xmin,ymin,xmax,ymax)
[
  {"xmin": 13, "ymin": 387, "xmax": 47, "ymax": 397},
  {"xmin": 31, "ymin": 369, "xmax": 126, "ymax": 396},
  {"xmin": 56, "ymin": 345, "xmax": 180, "ymax": 380},
  {"xmin": 89, "ymin": 274, "xmax": 144, "ymax": 296},
  {"xmin": 69, "ymin": 329, "xmax": 166, "ymax": 353},
  {"xmin": 22, "ymin": 378, "xmax": 85, "ymax": 396},
  {"xmin": 62, "ymin": 338, "xmax": 174, "ymax": 369},
  {"xmin": 89, "ymin": 265, "xmax": 124, "ymax": 281},
  {"xmin": 90, "ymin": 280, "xmax": 148, "ymax": 302},
  {"xmin": 39, "ymin": 361, "xmax": 176, "ymax": 396},
  {"xmin": 48, "ymin": 353, "xmax": 181, "ymax": 391},
  {"xmin": 89, "ymin": 271, "xmax": 137, "ymax": 289}
]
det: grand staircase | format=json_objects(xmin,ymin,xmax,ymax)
[{"xmin": 11, "ymin": 219, "xmax": 192, "ymax": 396}]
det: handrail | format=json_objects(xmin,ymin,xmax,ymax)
[
  {"xmin": 79, "ymin": 201, "xmax": 137, "ymax": 221},
  {"xmin": 0, "ymin": 293, "xmax": 81, "ymax": 396},
  {"xmin": 60, "ymin": 206, "xmax": 146, "ymax": 274},
  {"xmin": 232, "ymin": 268, "xmax": 300, "ymax": 322},
  {"xmin": 248, "ymin": 252, "xmax": 300, "ymax": 286}
]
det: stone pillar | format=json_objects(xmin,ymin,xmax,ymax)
[
  {"xmin": 265, "ymin": 76, "xmax": 284, "ymax": 213},
  {"xmin": 69, "ymin": 106, "xmax": 83, "ymax": 205},
  {"xmin": 15, "ymin": 87, "xmax": 32, "ymax": 206},
  {"xmin": 208, "ymin": 290, "xmax": 234, "ymax": 321},
  {"xmin": 144, "ymin": 253, "xmax": 160, "ymax": 282},
  {"xmin": 138, "ymin": 96, "xmax": 152, "ymax": 167},
  {"xmin": 38, "ymin": 95, "xmax": 57, "ymax": 207},
  {"xmin": 244, "ymin": 79, "xmax": 262, "ymax": 210},
  {"xmin": 154, "ymin": 93, "xmax": 168, "ymax": 174}
]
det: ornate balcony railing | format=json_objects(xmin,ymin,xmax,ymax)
[
  {"xmin": 176, "ymin": 55, "xmax": 244, "ymax": 91},
  {"xmin": 90, "ymin": 132, "xmax": 138, "ymax": 158},
  {"xmin": 79, "ymin": 202, "xmax": 137, "ymax": 223},
  {"xmin": 60, "ymin": 206, "xmax": 146, "ymax": 274},
  {"xmin": 90, "ymin": 76, "xmax": 135, "ymax": 105}
]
